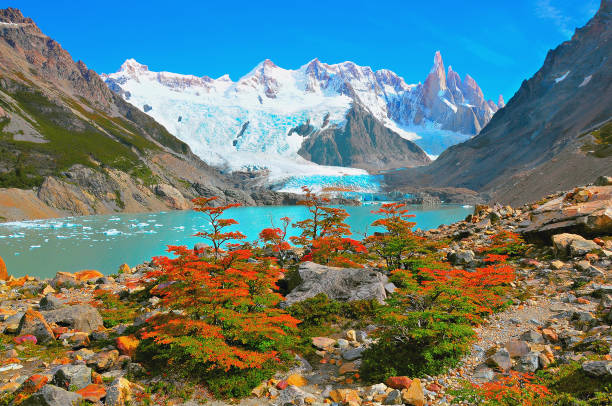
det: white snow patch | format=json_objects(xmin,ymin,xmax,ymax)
[
  {"xmin": 555, "ymin": 71, "xmax": 570, "ymax": 83},
  {"xmin": 579, "ymin": 75, "xmax": 592, "ymax": 87},
  {"xmin": 441, "ymin": 98, "xmax": 458, "ymax": 113}
]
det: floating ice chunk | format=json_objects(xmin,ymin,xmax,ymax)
[{"xmin": 104, "ymin": 229, "xmax": 122, "ymax": 236}]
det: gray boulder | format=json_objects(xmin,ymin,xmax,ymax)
[
  {"xmin": 42, "ymin": 305, "xmax": 103, "ymax": 333},
  {"xmin": 21, "ymin": 385, "xmax": 82, "ymax": 406},
  {"xmin": 487, "ymin": 348, "xmax": 512, "ymax": 371},
  {"xmin": 582, "ymin": 360, "xmax": 612, "ymax": 377},
  {"xmin": 520, "ymin": 330, "xmax": 545, "ymax": 344},
  {"xmin": 448, "ymin": 249, "xmax": 475, "ymax": 265},
  {"xmin": 342, "ymin": 346, "xmax": 366, "ymax": 361},
  {"xmin": 282, "ymin": 262, "xmax": 388, "ymax": 306},
  {"xmin": 515, "ymin": 351, "xmax": 540, "ymax": 372},
  {"xmin": 39, "ymin": 293, "xmax": 64, "ymax": 311},
  {"xmin": 51, "ymin": 364, "xmax": 92, "ymax": 390}
]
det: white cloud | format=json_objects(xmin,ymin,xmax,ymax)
[
  {"xmin": 535, "ymin": 0, "xmax": 574, "ymax": 37},
  {"xmin": 535, "ymin": 0, "xmax": 600, "ymax": 38}
]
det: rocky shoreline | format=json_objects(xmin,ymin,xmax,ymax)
[{"xmin": 0, "ymin": 180, "xmax": 609, "ymax": 405}]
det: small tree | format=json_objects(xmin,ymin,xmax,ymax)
[
  {"xmin": 291, "ymin": 186, "xmax": 366, "ymax": 267},
  {"xmin": 192, "ymin": 197, "xmax": 245, "ymax": 260},
  {"xmin": 259, "ymin": 216, "xmax": 292, "ymax": 266},
  {"xmin": 365, "ymin": 202, "xmax": 420, "ymax": 270}
]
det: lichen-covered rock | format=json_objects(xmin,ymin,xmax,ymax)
[
  {"xmin": 282, "ymin": 262, "xmax": 389, "ymax": 306},
  {"xmin": 17, "ymin": 309, "xmax": 55, "ymax": 344},
  {"xmin": 52, "ymin": 364, "xmax": 92, "ymax": 390},
  {"xmin": 41, "ymin": 305, "xmax": 103, "ymax": 333},
  {"xmin": 20, "ymin": 384, "xmax": 82, "ymax": 406},
  {"xmin": 582, "ymin": 360, "xmax": 612, "ymax": 377}
]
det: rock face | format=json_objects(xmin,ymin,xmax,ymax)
[
  {"xmin": 41, "ymin": 305, "xmax": 103, "ymax": 333},
  {"xmin": 298, "ymin": 103, "xmax": 430, "ymax": 171},
  {"xmin": 282, "ymin": 262, "xmax": 389, "ymax": 307},
  {"xmin": 386, "ymin": 3, "xmax": 612, "ymax": 205},
  {"xmin": 524, "ymin": 185, "xmax": 612, "ymax": 239}
]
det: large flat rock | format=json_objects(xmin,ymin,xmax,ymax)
[{"xmin": 282, "ymin": 262, "xmax": 388, "ymax": 307}]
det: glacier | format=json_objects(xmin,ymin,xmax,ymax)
[{"xmin": 102, "ymin": 54, "xmax": 502, "ymax": 190}]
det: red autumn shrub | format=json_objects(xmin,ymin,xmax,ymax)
[{"xmin": 139, "ymin": 197, "xmax": 300, "ymax": 388}]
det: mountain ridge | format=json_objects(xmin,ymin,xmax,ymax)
[
  {"xmin": 0, "ymin": 7, "xmax": 296, "ymax": 221},
  {"xmin": 102, "ymin": 52, "xmax": 503, "ymax": 177},
  {"xmin": 385, "ymin": 0, "xmax": 612, "ymax": 205}
]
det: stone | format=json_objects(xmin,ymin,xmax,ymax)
[
  {"xmin": 282, "ymin": 262, "xmax": 389, "ymax": 306},
  {"xmin": 312, "ymin": 336, "xmax": 336, "ymax": 350},
  {"xmin": 538, "ymin": 352, "xmax": 551, "ymax": 368},
  {"xmin": 523, "ymin": 187, "xmax": 612, "ymax": 238},
  {"xmin": 118, "ymin": 263, "xmax": 131, "ymax": 274},
  {"xmin": 550, "ymin": 260, "xmax": 565, "ymax": 269},
  {"xmin": 70, "ymin": 333, "xmax": 91, "ymax": 349},
  {"xmin": 516, "ymin": 351, "xmax": 540, "ymax": 372},
  {"xmin": 0, "ymin": 255, "xmax": 7, "ymax": 280},
  {"xmin": 505, "ymin": 340, "xmax": 530, "ymax": 358},
  {"xmin": 86, "ymin": 350, "xmax": 118, "ymax": 372},
  {"xmin": 4, "ymin": 311, "xmax": 24, "ymax": 333},
  {"xmin": 17, "ymin": 309, "xmax": 55, "ymax": 344},
  {"xmin": 52, "ymin": 364, "xmax": 92, "ymax": 390},
  {"xmin": 20, "ymin": 385, "xmax": 82, "ymax": 406},
  {"xmin": 520, "ymin": 330, "xmax": 545, "ymax": 344},
  {"xmin": 105, "ymin": 377, "xmax": 140, "ymax": 406},
  {"xmin": 76, "ymin": 384, "xmax": 106, "ymax": 402},
  {"xmin": 342, "ymin": 346, "xmax": 365, "ymax": 361},
  {"xmin": 386, "ymin": 376, "xmax": 412, "ymax": 390},
  {"xmin": 337, "ymin": 361, "xmax": 359, "ymax": 375},
  {"xmin": 402, "ymin": 378, "xmax": 425, "ymax": 406},
  {"xmin": 473, "ymin": 364, "xmax": 495, "ymax": 381},
  {"xmin": 74, "ymin": 270, "xmax": 104, "ymax": 282},
  {"xmin": 570, "ymin": 239, "xmax": 601, "ymax": 256},
  {"xmin": 277, "ymin": 385, "xmax": 311, "ymax": 405},
  {"xmin": 383, "ymin": 389, "xmax": 402, "ymax": 405},
  {"xmin": 487, "ymin": 348, "xmax": 512, "ymax": 371},
  {"xmin": 285, "ymin": 374, "xmax": 307, "ymax": 387},
  {"xmin": 39, "ymin": 293, "xmax": 64, "ymax": 311},
  {"xmin": 154, "ymin": 184, "xmax": 190, "ymax": 210},
  {"xmin": 541, "ymin": 328, "xmax": 558, "ymax": 342},
  {"xmin": 42, "ymin": 305, "xmax": 103, "ymax": 333},
  {"xmin": 595, "ymin": 176, "xmax": 612, "ymax": 186},
  {"xmin": 448, "ymin": 249, "xmax": 475, "ymax": 265},
  {"xmin": 116, "ymin": 336, "xmax": 139, "ymax": 358},
  {"xmin": 582, "ymin": 360, "xmax": 612, "ymax": 377},
  {"xmin": 346, "ymin": 329, "xmax": 357, "ymax": 341},
  {"xmin": 50, "ymin": 272, "xmax": 81, "ymax": 289},
  {"xmin": 12, "ymin": 374, "xmax": 48, "ymax": 403},
  {"xmin": 337, "ymin": 338, "xmax": 350, "ymax": 349}
]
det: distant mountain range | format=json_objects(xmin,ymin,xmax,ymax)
[
  {"xmin": 102, "ymin": 53, "xmax": 503, "ymax": 177},
  {"xmin": 386, "ymin": 0, "xmax": 612, "ymax": 205}
]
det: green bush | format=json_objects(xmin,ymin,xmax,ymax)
[{"xmin": 360, "ymin": 310, "xmax": 474, "ymax": 382}]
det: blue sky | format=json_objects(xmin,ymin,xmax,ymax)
[{"xmin": 12, "ymin": 0, "xmax": 599, "ymax": 101}]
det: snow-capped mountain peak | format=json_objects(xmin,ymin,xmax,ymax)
[{"xmin": 102, "ymin": 52, "xmax": 502, "ymax": 178}]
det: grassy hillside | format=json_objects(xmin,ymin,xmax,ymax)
[{"xmin": 0, "ymin": 78, "xmax": 173, "ymax": 188}]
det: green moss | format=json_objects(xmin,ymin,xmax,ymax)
[
  {"xmin": 114, "ymin": 190, "xmax": 125, "ymax": 210},
  {"xmin": 537, "ymin": 361, "xmax": 612, "ymax": 405},
  {"xmin": 581, "ymin": 121, "xmax": 612, "ymax": 158}
]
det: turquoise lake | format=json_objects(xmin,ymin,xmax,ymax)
[{"xmin": 0, "ymin": 204, "xmax": 471, "ymax": 278}]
